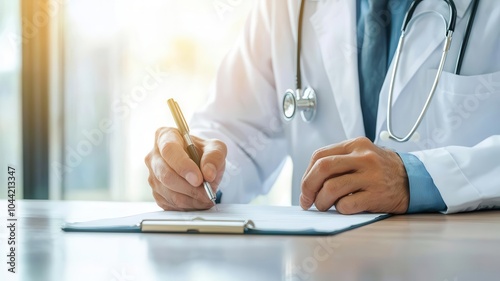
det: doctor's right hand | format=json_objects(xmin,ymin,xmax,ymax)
[{"xmin": 145, "ymin": 127, "xmax": 227, "ymax": 211}]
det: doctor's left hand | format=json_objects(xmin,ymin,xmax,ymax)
[{"xmin": 300, "ymin": 137, "xmax": 409, "ymax": 214}]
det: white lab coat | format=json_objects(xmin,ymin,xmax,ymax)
[{"xmin": 191, "ymin": 0, "xmax": 500, "ymax": 213}]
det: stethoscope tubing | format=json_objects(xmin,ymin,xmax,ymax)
[
  {"xmin": 387, "ymin": 0, "xmax": 479, "ymax": 142},
  {"xmin": 284, "ymin": 0, "xmax": 480, "ymax": 143}
]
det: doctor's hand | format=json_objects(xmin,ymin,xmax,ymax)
[
  {"xmin": 145, "ymin": 127, "xmax": 226, "ymax": 211},
  {"xmin": 300, "ymin": 137, "xmax": 409, "ymax": 214}
]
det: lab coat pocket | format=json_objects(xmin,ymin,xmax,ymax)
[{"xmin": 424, "ymin": 70, "xmax": 500, "ymax": 147}]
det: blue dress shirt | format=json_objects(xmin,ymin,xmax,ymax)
[{"xmin": 357, "ymin": 0, "xmax": 447, "ymax": 213}]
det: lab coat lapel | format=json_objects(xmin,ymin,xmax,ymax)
[
  {"xmin": 375, "ymin": 0, "xmax": 473, "ymax": 137},
  {"xmin": 310, "ymin": 0, "xmax": 365, "ymax": 139}
]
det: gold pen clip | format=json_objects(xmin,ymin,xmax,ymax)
[{"xmin": 167, "ymin": 98, "xmax": 190, "ymax": 134}]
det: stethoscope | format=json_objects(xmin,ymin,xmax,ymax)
[{"xmin": 282, "ymin": 0, "xmax": 480, "ymax": 142}]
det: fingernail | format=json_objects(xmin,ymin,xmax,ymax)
[
  {"xmin": 204, "ymin": 163, "xmax": 216, "ymax": 181},
  {"xmin": 185, "ymin": 172, "xmax": 199, "ymax": 186}
]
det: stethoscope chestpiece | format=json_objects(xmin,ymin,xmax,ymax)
[
  {"xmin": 282, "ymin": 87, "xmax": 317, "ymax": 122},
  {"xmin": 282, "ymin": 89, "xmax": 297, "ymax": 120}
]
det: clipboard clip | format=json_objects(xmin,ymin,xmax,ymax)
[{"xmin": 140, "ymin": 217, "xmax": 255, "ymax": 234}]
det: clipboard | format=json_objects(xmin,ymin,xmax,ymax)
[{"xmin": 61, "ymin": 204, "xmax": 389, "ymax": 235}]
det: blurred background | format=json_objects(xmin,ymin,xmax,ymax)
[{"xmin": 0, "ymin": 0, "xmax": 291, "ymax": 205}]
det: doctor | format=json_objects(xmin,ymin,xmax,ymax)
[{"xmin": 145, "ymin": 0, "xmax": 500, "ymax": 214}]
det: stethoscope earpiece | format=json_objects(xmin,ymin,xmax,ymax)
[{"xmin": 380, "ymin": 131, "xmax": 391, "ymax": 142}]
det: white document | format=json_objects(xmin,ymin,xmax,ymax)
[{"xmin": 62, "ymin": 204, "xmax": 388, "ymax": 235}]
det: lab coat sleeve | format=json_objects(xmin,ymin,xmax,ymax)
[
  {"xmin": 411, "ymin": 135, "xmax": 500, "ymax": 214},
  {"xmin": 189, "ymin": 1, "xmax": 287, "ymax": 203}
]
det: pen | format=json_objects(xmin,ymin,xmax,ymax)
[{"xmin": 167, "ymin": 98, "xmax": 217, "ymax": 208}]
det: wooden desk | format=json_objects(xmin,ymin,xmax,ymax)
[{"xmin": 1, "ymin": 200, "xmax": 499, "ymax": 281}]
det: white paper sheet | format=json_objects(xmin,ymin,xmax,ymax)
[{"xmin": 63, "ymin": 204, "xmax": 388, "ymax": 234}]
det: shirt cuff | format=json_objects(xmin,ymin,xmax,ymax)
[
  {"xmin": 215, "ymin": 190, "xmax": 222, "ymax": 204},
  {"xmin": 398, "ymin": 152, "xmax": 447, "ymax": 213}
]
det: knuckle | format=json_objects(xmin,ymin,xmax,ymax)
[
  {"xmin": 213, "ymin": 173, "xmax": 225, "ymax": 188},
  {"xmin": 157, "ymin": 165, "xmax": 175, "ymax": 186},
  {"xmin": 323, "ymin": 179, "xmax": 336, "ymax": 191},
  {"xmin": 188, "ymin": 186, "xmax": 201, "ymax": 201},
  {"xmin": 315, "ymin": 157, "xmax": 330, "ymax": 174},
  {"xmin": 161, "ymin": 141, "xmax": 179, "ymax": 158},
  {"xmin": 147, "ymin": 176, "xmax": 156, "ymax": 188},
  {"xmin": 155, "ymin": 127, "xmax": 168, "ymax": 141},
  {"xmin": 193, "ymin": 199, "xmax": 212, "ymax": 210},
  {"xmin": 362, "ymin": 150, "xmax": 379, "ymax": 164},
  {"xmin": 158, "ymin": 130, "xmax": 183, "ymax": 155},
  {"xmin": 311, "ymin": 148, "xmax": 325, "ymax": 163},
  {"xmin": 177, "ymin": 193, "xmax": 210, "ymax": 210},
  {"xmin": 337, "ymin": 200, "xmax": 357, "ymax": 214},
  {"xmin": 164, "ymin": 171, "xmax": 177, "ymax": 186},
  {"xmin": 156, "ymin": 200, "xmax": 170, "ymax": 211},
  {"xmin": 218, "ymin": 140, "xmax": 228, "ymax": 154},
  {"xmin": 210, "ymin": 148, "xmax": 226, "ymax": 163},
  {"xmin": 212, "ymin": 139, "xmax": 227, "ymax": 151},
  {"xmin": 349, "ymin": 137, "xmax": 372, "ymax": 150},
  {"xmin": 301, "ymin": 175, "xmax": 314, "ymax": 192},
  {"xmin": 170, "ymin": 192, "xmax": 186, "ymax": 208},
  {"xmin": 300, "ymin": 178, "xmax": 308, "ymax": 190},
  {"xmin": 354, "ymin": 136, "xmax": 371, "ymax": 145},
  {"xmin": 315, "ymin": 201, "xmax": 329, "ymax": 212},
  {"xmin": 144, "ymin": 151, "xmax": 152, "ymax": 166},
  {"xmin": 152, "ymin": 192, "xmax": 171, "ymax": 211},
  {"xmin": 170, "ymin": 190, "xmax": 190, "ymax": 210},
  {"xmin": 205, "ymin": 139, "xmax": 227, "ymax": 160}
]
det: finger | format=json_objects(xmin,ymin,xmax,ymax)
[
  {"xmin": 300, "ymin": 155, "xmax": 360, "ymax": 210},
  {"xmin": 146, "ymin": 152, "xmax": 166, "ymax": 193},
  {"xmin": 152, "ymin": 170, "xmax": 213, "ymax": 212},
  {"xmin": 303, "ymin": 144, "xmax": 344, "ymax": 179},
  {"xmin": 211, "ymin": 160, "xmax": 226, "ymax": 191},
  {"xmin": 201, "ymin": 160, "xmax": 226, "ymax": 194},
  {"xmin": 313, "ymin": 174, "xmax": 365, "ymax": 212},
  {"xmin": 152, "ymin": 190, "xmax": 212, "ymax": 211},
  {"xmin": 150, "ymin": 152, "xmax": 213, "ymax": 204},
  {"xmin": 158, "ymin": 186, "xmax": 213, "ymax": 211},
  {"xmin": 157, "ymin": 128, "xmax": 203, "ymax": 187},
  {"xmin": 152, "ymin": 190, "xmax": 175, "ymax": 211},
  {"xmin": 148, "ymin": 165, "xmax": 185, "ymax": 210},
  {"xmin": 168, "ymin": 189, "xmax": 214, "ymax": 210},
  {"xmin": 147, "ymin": 161, "xmax": 182, "ymax": 208},
  {"xmin": 198, "ymin": 138, "xmax": 227, "ymax": 183},
  {"xmin": 335, "ymin": 191, "xmax": 375, "ymax": 215},
  {"xmin": 303, "ymin": 137, "xmax": 373, "ymax": 177}
]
